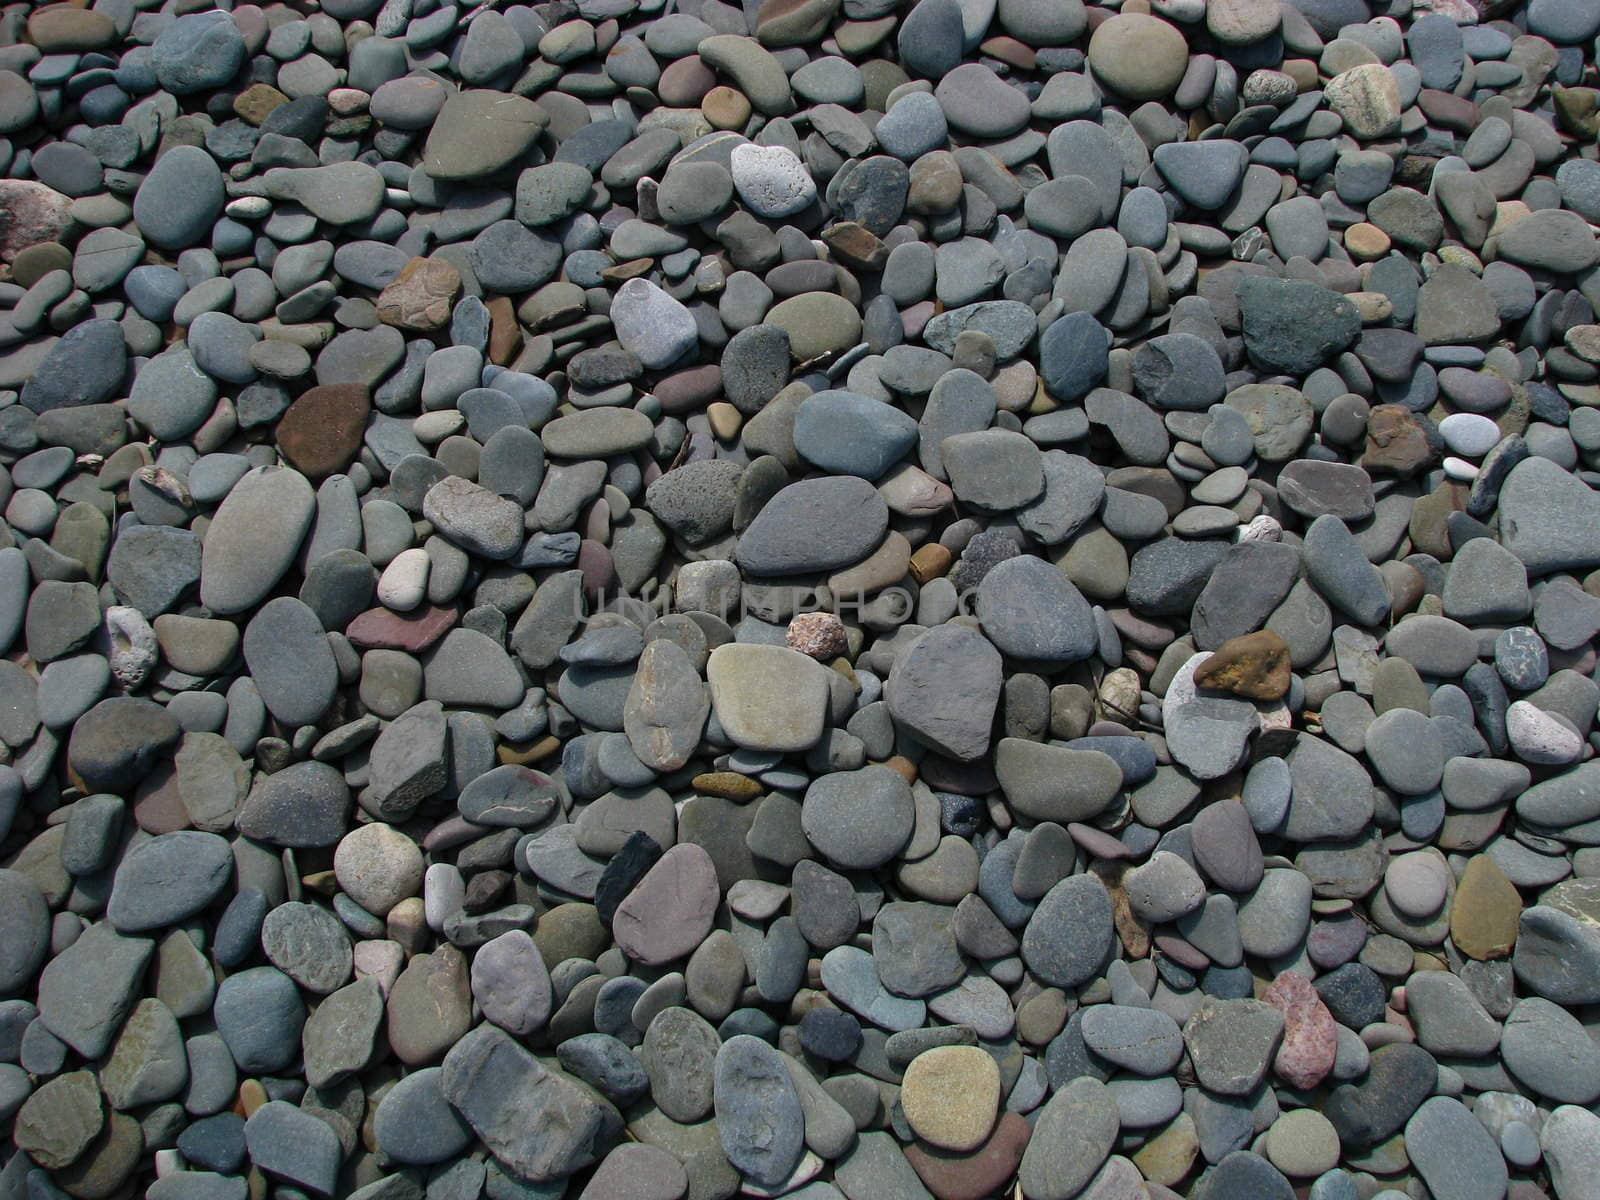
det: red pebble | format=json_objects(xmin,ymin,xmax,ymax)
[{"xmin": 1262, "ymin": 969, "xmax": 1338, "ymax": 1089}]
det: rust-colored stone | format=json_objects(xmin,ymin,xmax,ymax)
[
  {"xmin": 822, "ymin": 221, "xmax": 888, "ymax": 270},
  {"xmin": 1193, "ymin": 630, "xmax": 1293, "ymax": 700},
  {"xmin": 787, "ymin": 611, "xmax": 847, "ymax": 659},
  {"xmin": 883, "ymin": 755, "xmax": 919, "ymax": 783},
  {"xmin": 905, "ymin": 1111, "xmax": 1031, "ymax": 1200},
  {"xmin": 345, "ymin": 605, "xmax": 458, "ymax": 653},
  {"xmin": 485, "ymin": 295, "xmax": 521, "ymax": 365},
  {"xmin": 376, "ymin": 256, "xmax": 461, "ymax": 332},
  {"xmin": 909, "ymin": 543, "xmax": 953, "ymax": 584},
  {"xmin": 1362, "ymin": 403, "xmax": 1440, "ymax": 476},
  {"xmin": 275, "ymin": 383, "xmax": 370, "ymax": 481}
]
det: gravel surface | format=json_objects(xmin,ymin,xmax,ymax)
[{"xmin": 0, "ymin": 0, "xmax": 1598, "ymax": 1198}]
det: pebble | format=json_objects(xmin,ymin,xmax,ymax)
[
  {"xmin": 1018, "ymin": 1077, "xmax": 1119, "ymax": 1199},
  {"xmin": 731, "ymin": 143, "xmax": 817, "ymax": 219},
  {"xmin": 714, "ymin": 1035, "xmax": 805, "ymax": 1185},
  {"xmin": 901, "ymin": 1044, "xmax": 1001, "ymax": 1151},
  {"xmin": 107, "ymin": 831, "xmax": 233, "ymax": 934},
  {"xmin": 1406, "ymin": 1096, "xmax": 1509, "ymax": 1200},
  {"xmin": 1022, "ymin": 875, "xmax": 1114, "ymax": 988}
]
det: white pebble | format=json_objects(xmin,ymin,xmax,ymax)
[
  {"xmin": 1506, "ymin": 700, "xmax": 1584, "ymax": 766},
  {"xmin": 1439, "ymin": 412, "xmax": 1501, "ymax": 457},
  {"xmin": 224, "ymin": 195, "xmax": 271, "ymax": 220},
  {"xmin": 1237, "ymin": 514, "xmax": 1283, "ymax": 542},
  {"xmin": 377, "ymin": 547, "xmax": 430, "ymax": 612},
  {"xmin": 106, "ymin": 605, "xmax": 158, "ymax": 690},
  {"xmin": 1443, "ymin": 456, "xmax": 1479, "ymax": 481},
  {"xmin": 730, "ymin": 142, "xmax": 818, "ymax": 219}
]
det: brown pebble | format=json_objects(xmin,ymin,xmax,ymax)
[
  {"xmin": 26, "ymin": 7, "xmax": 116, "ymax": 52},
  {"xmin": 1193, "ymin": 630, "xmax": 1293, "ymax": 700},
  {"xmin": 601, "ymin": 257, "xmax": 654, "ymax": 282},
  {"xmin": 979, "ymin": 36, "xmax": 1035, "ymax": 69},
  {"xmin": 497, "ymin": 734, "xmax": 563, "ymax": 766},
  {"xmin": 707, "ymin": 401, "xmax": 742, "ymax": 440},
  {"xmin": 904, "ymin": 1111, "xmax": 1032, "ymax": 1200},
  {"xmin": 1450, "ymin": 854, "xmax": 1521, "ymax": 960},
  {"xmin": 486, "ymin": 295, "xmax": 522, "ymax": 364},
  {"xmin": 692, "ymin": 771, "xmax": 764, "ymax": 801},
  {"xmin": 238, "ymin": 1079, "xmax": 268, "ymax": 1118},
  {"xmin": 275, "ymin": 383, "xmax": 370, "ymax": 482},
  {"xmin": 702, "ymin": 85, "xmax": 752, "ymax": 129},
  {"xmin": 234, "ymin": 83, "xmax": 290, "ymax": 125},
  {"xmin": 910, "ymin": 543, "xmax": 953, "ymax": 583},
  {"xmin": 787, "ymin": 611, "xmax": 847, "ymax": 659},
  {"xmin": 376, "ymin": 256, "xmax": 462, "ymax": 333},
  {"xmin": 1345, "ymin": 222, "xmax": 1391, "ymax": 261},
  {"xmin": 822, "ymin": 220, "xmax": 888, "ymax": 270}
]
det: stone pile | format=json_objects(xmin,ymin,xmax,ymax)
[{"xmin": 0, "ymin": 0, "xmax": 1597, "ymax": 1198}]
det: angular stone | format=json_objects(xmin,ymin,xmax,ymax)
[{"xmin": 441, "ymin": 1022, "xmax": 622, "ymax": 1183}]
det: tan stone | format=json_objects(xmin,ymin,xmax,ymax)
[
  {"xmin": 901, "ymin": 1045, "xmax": 1001, "ymax": 1152},
  {"xmin": 234, "ymin": 84, "xmax": 290, "ymax": 126},
  {"xmin": 1132, "ymin": 1113, "xmax": 1199, "ymax": 1187},
  {"xmin": 27, "ymin": 6, "xmax": 115, "ymax": 52},
  {"xmin": 702, "ymin": 85, "xmax": 751, "ymax": 130},
  {"xmin": 1345, "ymin": 222, "xmax": 1391, "ymax": 262},
  {"xmin": 376, "ymin": 256, "xmax": 462, "ymax": 332},
  {"xmin": 691, "ymin": 771, "xmax": 764, "ymax": 801},
  {"xmin": 14, "ymin": 1071, "xmax": 102, "ymax": 1169},
  {"xmin": 1193, "ymin": 630, "xmax": 1292, "ymax": 700},
  {"xmin": 1325, "ymin": 63, "xmax": 1402, "ymax": 139},
  {"xmin": 1566, "ymin": 324, "xmax": 1600, "ymax": 364},
  {"xmin": 1451, "ymin": 854, "xmax": 1521, "ymax": 959},
  {"xmin": 707, "ymin": 401, "xmax": 742, "ymax": 440},
  {"xmin": 1363, "ymin": 403, "xmax": 1439, "ymax": 477},
  {"xmin": 907, "ymin": 544, "xmax": 953, "ymax": 585}
]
